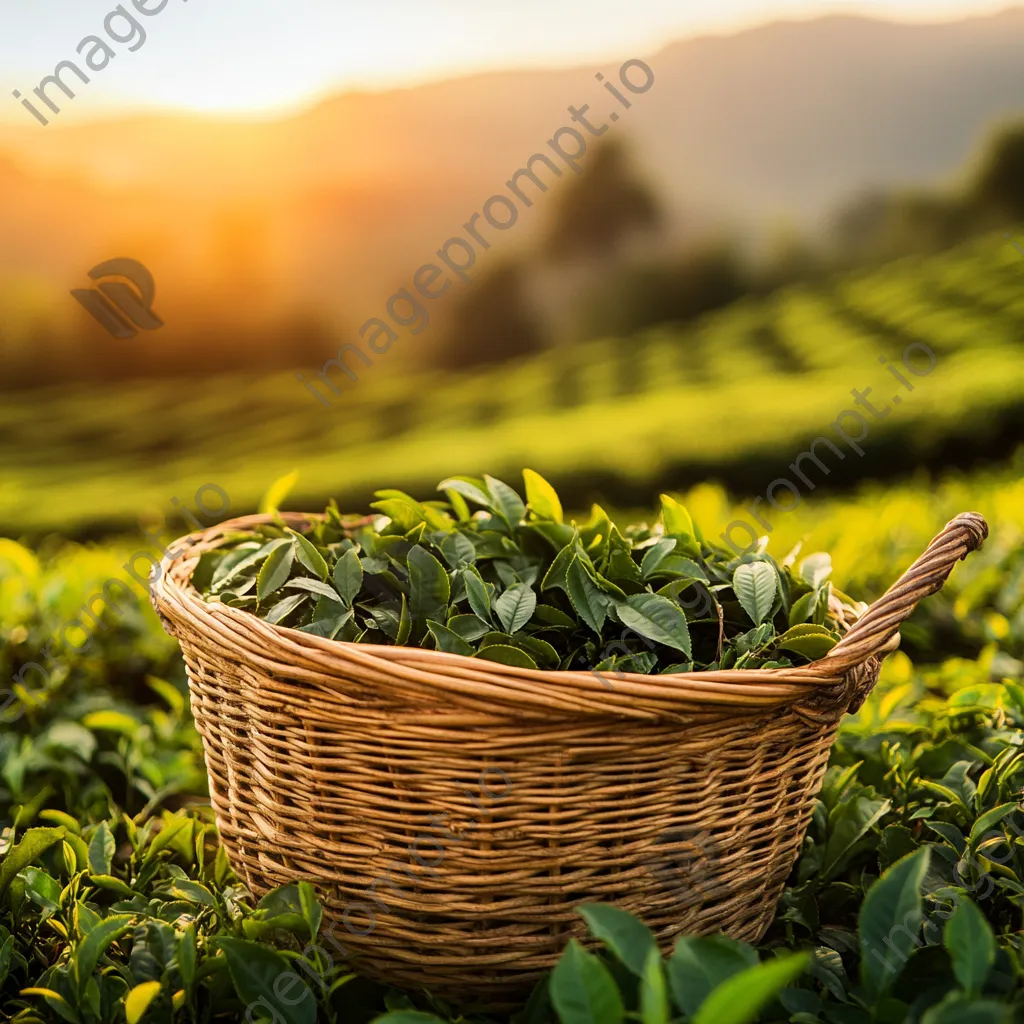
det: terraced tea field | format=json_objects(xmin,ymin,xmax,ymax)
[{"xmin": 2, "ymin": 229, "xmax": 1023, "ymax": 534}]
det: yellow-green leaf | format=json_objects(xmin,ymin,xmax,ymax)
[
  {"xmin": 524, "ymin": 468, "xmax": 563, "ymax": 523},
  {"xmin": 125, "ymin": 981, "xmax": 162, "ymax": 1024},
  {"xmin": 258, "ymin": 470, "xmax": 299, "ymax": 515}
]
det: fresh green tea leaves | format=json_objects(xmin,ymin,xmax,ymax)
[
  {"xmin": 659, "ymin": 494, "xmax": 695, "ymax": 540},
  {"xmin": 945, "ymin": 899, "xmax": 996, "ymax": 996},
  {"xmin": 288, "ymin": 529, "xmax": 329, "ymax": 580},
  {"xmin": 566, "ymin": 557, "xmax": 609, "ymax": 636},
  {"xmin": 733, "ymin": 561, "xmax": 777, "ymax": 626},
  {"xmin": 408, "ymin": 545, "xmax": 451, "ymax": 631},
  {"xmin": 87, "ymin": 822, "xmax": 115, "ymax": 876},
  {"xmin": 427, "ymin": 620, "xmax": 474, "ymax": 656},
  {"xmin": 495, "ymin": 583, "xmax": 538, "ymax": 634},
  {"xmin": 777, "ymin": 623, "xmax": 838, "ymax": 660},
  {"xmin": 550, "ymin": 939, "xmax": 624, "ymax": 1024},
  {"xmin": 577, "ymin": 904, "xmax": 657, "ymax": 977},
  {"xmin": 257, "ymin": 540, "xmax": 295, "ymax": 601},
  {"xmin": 333, "ymin": 548, "xmax": 363, "ymax": 605},
  {"xmin": 440, "ymin": 531, "xmax": 476, "ymax": 570},
  {"xmin": 474, "ymin": 644, "xmax": 539, "ymax": 669},
  {"xmin": 524, "ymin": 468, "xmax": 564, "ymax": 523},
  {"xmin": 219, "ymin": 937, "xmax": 317, "ymax": 1024},
  {"xmin": 200, "ymin": 470, "xmax": 861, "ymax": 673},
  {"xmin": 859, "ymin": 847, "xmax": 931, "ymax": 997},
  {"xmin": 615, "ymin": 594, "xmax": 691, "ymax": 656}
]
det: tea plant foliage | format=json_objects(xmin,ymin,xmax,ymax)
[{"xmin": 196, "ymin": 471, "xmax": 864, "ymax": 674}]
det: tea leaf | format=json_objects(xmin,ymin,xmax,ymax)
[
  {"xmin": 464, "ymin": 567, "xmax": 493, "ymax": 623},
  {"xmin": 408, "ymin": 546, "xmax": 451, "ymax": 631},
  {"xmin": 616, "ymin": 594, "xmax": 691, "ymax": 656},
  {"xmin": 0, "ymin": 827, "xmax": 65, "ymax": 896},
  {"xmin": 427, "ymin": 620, "xmax": 474, "ymax": 656},
  {"xmin": 945, "ymin": 898, "xmax": 995, "ymax": 996},
  {"xmin": 125, "ymin": 980, "xmax": 162, "ymax": 1024},
  {"xmin": 257, "ymin": 540, "xmax": 295, "ymax": 601},
  {"xmin": 523, "ymin": 468, "xmax": 563, "ymax": 523},
  {"xmin": 859, "ymin": 847, "xmax": 930, "ymax": 997},
  {"xmin": 566, "ymin": 557, "xmax": 608, "ymax": 635},
  {"xmin": 733, "ymin": 562, "xmax": 777, "ymax": 626},
  {"xmin": 333, "ymin": 548, "xmax": 364, "ymax": 605},
  {"xmin": 88, "ymin": 821, "xmax": 115, "ymax": 875},
  {"xmin": 288, "ymin": 529, "xmax": 329, "ymax": 580},
  {"xmin": 484, "ymin": 474, "xmax": 527, "ymax": 526},
  {"xmin": 474, "ymin": 645, "xmax": 539, "ymax": 669},
  {"xmin": 263, "ymin": 592, "xmax": 308, "ymax": 625},
  {"xmin": 551, "ymin": 939, "xmax": 624, "ymax": 1024},
  {"xmin": 219, "ymin": 937, "xmax": 316, "ymax": 1024},
  {"xmin": 659, "ymin": 494, "xmax": 694, "ymax": 540},
  {"xmin": 495, "ymin": 583, "xmax": 538, "ymax": 635},
  {"xmin": 692, "ymin": 953, "xmax": 809, "ymax": 1024},
  {"xmin": 437, "ymin": 476, "xmax": 491, "ymax": 508},
  {"xmin": 284, "ymin": 577, "xmax": 343, "ymax": 602},
  {"xmin": 579, "ymin": 903, "xmax": 657, "ymax": 976}
]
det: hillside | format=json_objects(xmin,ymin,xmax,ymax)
[
  {"xmin": 2, "ymin": 228, "xmax": 1023, "ymax": 536},
  {"xmin": 3, "ymin": 8, "xmax": 1024, "ymax": 329}
]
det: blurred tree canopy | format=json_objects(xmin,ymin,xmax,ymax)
[
  {"xmin": 436, "ymin": 260, "xmax": 547, "ymax": 371},
  {"xmin": 969, "ymin": 123, "xmax": 1024, "ymax": 222},
  {"xmin": 543, "ymin": 139, "xmax": 662, "ymax": 261},
  {"xmin": 573, "ymin": 241, "xmax": 747, "ymax": 341}
]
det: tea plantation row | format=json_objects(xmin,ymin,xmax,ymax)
[{"xmin": 2, "ymin": 230, "xmax": 1023, "ymax": 537}]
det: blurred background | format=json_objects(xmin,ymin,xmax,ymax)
[{"xmin": 1, "ymin": 0, "xmax": 1023, "ymax": 538}]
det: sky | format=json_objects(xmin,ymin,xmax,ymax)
[{"xmin": 0, "ymin": 0, "xmax": 1015, "ymax": 125}]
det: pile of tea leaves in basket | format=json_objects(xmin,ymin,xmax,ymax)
[{"xmin": 195, "ymin": 471, "xmax": 865, "ymax": 673}]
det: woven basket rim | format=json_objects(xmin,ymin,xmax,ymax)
[{"xmin": 150, "ymin": 509, "xmax": 988, "ymax": 719}]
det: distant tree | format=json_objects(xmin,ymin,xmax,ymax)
[
  {"xmin": 543, "ymin": 139, "xmax": 662, "ymax": 261},
  {"xmin": 970, "ymin": 124, "xmax": 1024, "ymax": 222},
  {"xmin": 573, "ymin": 241, "xmax": 746, "ymax": 341},
  {"xmin": 437, "ymin": 260, "xmax": 547, "ymax": 371}
]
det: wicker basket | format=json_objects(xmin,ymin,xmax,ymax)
[{"xmin": 151, "ymin": 510, "xmax": 987, "ymax": 1003}]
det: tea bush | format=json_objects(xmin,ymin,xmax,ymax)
[
  {"xmin": 3, "ymin": 467, "xmax": 1024, "ymax": 1022},
  {"xmin": 195, "ymin": 471, "xmax": 864, "ymax": 674}
]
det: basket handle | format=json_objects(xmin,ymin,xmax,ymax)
[{"xmin": 820, "ymin": 511, "xmax": 988, "ymax": 675}]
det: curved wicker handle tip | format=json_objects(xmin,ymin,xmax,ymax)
[{"xmin": 823, "ymin": 511, "xmax": 988, "ymax": 673}]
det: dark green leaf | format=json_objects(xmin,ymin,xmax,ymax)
[
  {"xmin": 578, "ymin": 903, "xmax": 657, "ymax": 976},
  {"xmin": 692, "ymin": 954, "xmax": 809, "ymax": 1024},
  {"xmin": 427, "ymin": 620, "xmax": 474, "ymax": 656},
  {"xmin": 566, "ymin": 557, "xmax": 608, "ymax": 635},
  {"xmin": 474, "ymin": 645, "xmax": 539, "ymax": 669},
  {"xmin": 945, "ymin": 899, "xmax": 995, "ymax": 996},
  {"xmin": 859, "ymin": 847, "xmax": 931, "ymax": 997},
  {"xmin": 408, "ymin": 545, "xmax": 451, "ymax": 630},
  {"xmin": 257, "ymin": 540, "xmax": 295, "ymax": 601},
  {"xmin": 667, "ymin": 936, "xmax": 758, "ymax": 1016},
  {"xmin": 616, "ymin": 593, "xmax": 691, "ymax": 656},
  {"xmin": 219, "ymin": 937, "xmax": 316, "ymax": 1024},
  {"xmin": 333, "ymin": 549, "xmax": 364, "ymax": 605},
  {"xmin": 484, "ymin": 474, "xmax": 526, "ymax": 526},
  {"xmin": 495, "ymin": 583, "xmax": 538, "ymax": 635},
  {"xmin": 288, "ymin": 529, "xmax": 330, "ymax": 580},
  {"xmin": 550, "ymin": 939, "xmax": 624, "ymax": 1024}
]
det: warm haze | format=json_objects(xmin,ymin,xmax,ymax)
[{"xmin": 0, "ymin": 0, "xmax": 1016, "ymax": 122}]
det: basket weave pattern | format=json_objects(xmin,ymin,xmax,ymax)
[{"xmin": 152, "ymin": 511, "xmax": 987, "ymax": 1000}]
